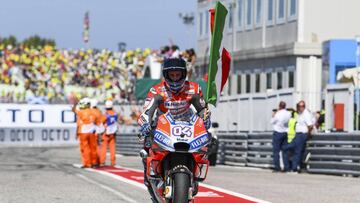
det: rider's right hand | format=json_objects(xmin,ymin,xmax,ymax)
[{"xmin": 140, "ymin": 123, "xmax": 152, "ymax": 136}]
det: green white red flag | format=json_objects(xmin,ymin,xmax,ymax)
[{"xmin": 206, "ymin": 2, "xmax": 231, "ymax": 106}]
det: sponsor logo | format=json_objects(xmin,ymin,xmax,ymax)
[
  {"xmin": 0, "ymin": 106, "xmax": 76, "ymax": 126},
  {"xmin": 185, "ymin": 89, "xmax": 195, "ymax": 94},
  {"xmin": 164, "ymin": 101, "xmax": 188, "ymax": 108},
  {"xmin": 154, "ymin": 131, "xmax": 172, "ymax": 148},
  {"xmin": 0, "ymin": 128, "xmax": 74, "ymax": 143},
  {"xmin": 150, "ymin": 87, "xmax": 157, "ymax": 94},
  {"xmin": 190, "ymin": 133, "xmax": 209, "ymax": 149},
  {"xmin": 176, "ymin": 138, "xmax": 189, "ymax": 142}
]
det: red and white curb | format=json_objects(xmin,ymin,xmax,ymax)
[{"xmin": 74, "ymin": 164, "xmax": 270, "ymax": 203}]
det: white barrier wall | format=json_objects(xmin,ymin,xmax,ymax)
[
  {"xmin": 0, "ymin": 103, "xmax": 140, "ymax": 146},
  {"xmin": 0, "ymin": 128, "xmax": 77, "ymax": 146},
  {"xmin": 212, "ymin": 89, "xmax": 295, "ymax": 132}
]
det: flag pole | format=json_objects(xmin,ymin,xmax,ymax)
[{"xmin": 205, "ymin": 1, "xmax": 230, "ymax": 107}]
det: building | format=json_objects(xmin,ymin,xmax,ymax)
[
  {"xmin": 323, "ymin": 39, "xmax": 359, "ymax": 85},
  {"xmin": 196, "ymin": 0, "xmax": 360, "ymax": 111}
]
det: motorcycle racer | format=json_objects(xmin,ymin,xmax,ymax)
[
  {"xmin": 137, "ymin": 57, "xmax": 211, "ymax": 201},
  {"xmin": 138, "ymin": 57, "xmax": 211, "ymax": 135}
]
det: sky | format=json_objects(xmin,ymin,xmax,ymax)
[{"xmin": 0, "ymin": 0, "xmax": 197, "ymax": 51}]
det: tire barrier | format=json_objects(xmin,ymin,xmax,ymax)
[
  {"xmin": 246, "ymin": 133, "xmax": 273, "ymax": 168},
  {"xmin": 115, "ymin": 133, "xmax": 142, "ymax": 156},
  {"xmin": 216, "ymin": 132, "xmax": 273, "ymax": 168},
  {"xmin": 216, "ymin": 132, "xmax": 247, "ymax": 166},
  {"xmin": 306, "ymin": 133, "xmax": 360, "ymax": 176}
]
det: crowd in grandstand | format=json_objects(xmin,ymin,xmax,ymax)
[
  {"xmin": 0, "ymin": 41, "xmax": 197, "ymax": 124},
  {"xmin": 0, "ymin": 43, "xmax": 197, "ymax": 105}
]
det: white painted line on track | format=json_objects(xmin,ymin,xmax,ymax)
[
  {"xmin": 214, "ymin": 164, "xmax": 266, "ymax": 171},
  {"xmin": 75, "ymin": 173, "xmax": 137, "ymax": 203},
  {"xmin": 73, "ymin": 164, "xmax": 148, "ymax": 191},
  {"xmin": 199, "ymin": 183, "xmax": 271, "ymax": 203}
]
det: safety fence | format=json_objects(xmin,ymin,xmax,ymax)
[{"xmin": 115, "ymin": 132, "xmax": 360, "ymax": 177}]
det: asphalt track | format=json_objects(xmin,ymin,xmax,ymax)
[{"xmin": 0, "ymin": 146, "xmax": 359, "ymax": 203}]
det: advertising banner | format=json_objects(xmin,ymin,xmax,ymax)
[
  {"xmin": 0, "ymin": 127, "xmax": 78, "ymax": 146},
  {"xmin": 0, "ymin": 104, "xmax": 76, "ymax": 127}
]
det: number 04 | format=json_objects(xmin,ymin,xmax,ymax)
[{"xmin": 171, "ymin": 126, "xmax": 192, "ymax": 137}]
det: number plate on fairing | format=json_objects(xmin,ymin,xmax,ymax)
[{"xmin": 170, "ymin": 125, "xmax": 193, "ymax": 141}]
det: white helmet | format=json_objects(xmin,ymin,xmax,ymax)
[
  {"xmin": 90, "ymin": 99, "xmax": 98, "ymax": 108},
  {"xmin": 79, "ymin": 97, "xmax": 91, "ymax": 109},
  {"xmin": 105, "ymin": 100, "xmax": 113, "ymax": 109}
]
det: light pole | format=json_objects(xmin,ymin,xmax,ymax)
[
  {"xmin": 356, "ymin": 36, "xmax": 360, "ymax": 67},
  {"xmin": 355, "ymin": 35, "xmax": 360, "ymax": 130},
  {"xmin": 229, "ymin": 0, "xmax": 236, "ymax": 96}
]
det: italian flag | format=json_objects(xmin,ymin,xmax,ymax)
[{"xmin": 206, "ymin": 1, "xmax": 231, "ymax": 107}]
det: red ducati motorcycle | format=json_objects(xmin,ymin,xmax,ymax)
[{"xmin": 142, "ymin": 111, "xmax": 211, "ymax": 203}]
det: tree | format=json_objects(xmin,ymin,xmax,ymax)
[
  {"xmin": 22, "ymin": 35, "xmax": 56, "ymax": 48},
  {"xmin": 1, "ymin": 35, "xmax": 18, "ymax": 47},
  {"xmin": 0, "ymin": 35, "xmax": 56, "ymax": 48}
]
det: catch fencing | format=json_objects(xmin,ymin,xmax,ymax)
[{"xmin": 115, "ymin": 131, "xmax": 360, "ymax": 177}]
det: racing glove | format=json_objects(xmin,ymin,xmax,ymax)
[
  {"xmin": 204, "ymin": 117, "xmax": 211, "ymax": 130},
  {"xmin": 203, "ymin": 108, "xmax": 211, "ymax": 130},
  {"xmin": 138, "ymin": 113, "xmax": 152, "ymax": 137},
  {"xmin": 140, "ymin": 123, "xmax": 152, "ymax": 136}
]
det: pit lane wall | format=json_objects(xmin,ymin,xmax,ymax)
[
  {"xmin": 0, "ymin": 104, "xmax": 77, "ymax": 146},
  {"xmin": 0, "ymin": 103, "xmax": 141, "ymax": 147}
]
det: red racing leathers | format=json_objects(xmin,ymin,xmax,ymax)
[{"xmin": 137, "ymin": 80, "xmax": 209, "ymax": 130}]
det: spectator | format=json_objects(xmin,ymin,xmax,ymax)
[
  {"xmin": 283, "ymin": 108, "xmax": 298, "ymax": 172},
  {"xmin": 291, "ymin": 100, "xmax": 314, "ymax": 173},
  {"xmin": 270, "ymin": 101, "xmax": 291, "ymax": 172},
  {"xmin": 170, "ymin": 45, "xmax": 180, "ymax": 58},
  {"xmin": 183, "ymin": 48, "xmax": 196, "ymax": 80},
  {"xmin": 315, "ymin": 110, "xmax": 325, "ymax": 132},
  {"xmin": 0, "ymin": 41, "xmax": 198, "ymax": 104}
]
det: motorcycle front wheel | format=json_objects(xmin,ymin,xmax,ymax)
[{"xmin": 172, "ymin": 172, "xmax": 190, "ymax": 203}]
